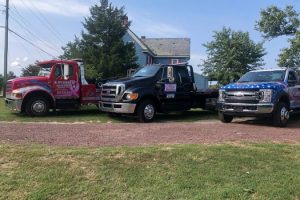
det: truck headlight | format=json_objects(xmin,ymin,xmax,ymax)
[
  {"xmin": 124, "ymin": 93, "xmax": 139, "ymax": 101},
  {"xmin": 259, "ymin": 89, "xmax": 273, "ymax": 103},
  {"xmin": 12, "ymin": 92, "xmax": 23, "ymax": 99},
  {"xmin": 218, "ymin": 89, "xmax": 225, "ymax": 102}
]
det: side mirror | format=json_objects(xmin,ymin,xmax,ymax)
[
  {"xmin": 64, "ymin": 64, "xmax": 70, "ymax": 80},
  {"xmin": 167, "ymin": 66, "xmax": 174, "ymax": 83},
  {"xmin": 230, "ymin": 78, "xmax": 237, "ymax": 83}
]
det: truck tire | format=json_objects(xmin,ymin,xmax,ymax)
[
  {"xmin": 272, "ymin": 102, "xmax": 289, "ymax": 127},
  {"xmin": 218, "ymin": 111, "xmax": 233, "ymax": 123},
  {"xmin": 137, "ymin": 100, "xmax": 156, "ymax": 123},
  {"xmin": 25, "ymin": 96, "xmax": 49, "ymax": 117}
]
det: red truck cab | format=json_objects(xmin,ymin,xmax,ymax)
[{"xmin": 5, "ymin": 59, "xmax": 101, "ymax": 116}]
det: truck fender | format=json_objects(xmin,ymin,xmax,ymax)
[
  {"xmin": 273, "ymin": 90, "xmax": 290, "ymax": 109},
  {"xmin": 17, "ymin": 86, "xmax": 55, "ymax": 111},
  {"xmin": 133, "ymin": 88, "xmax": 160, "ymax": 110}
]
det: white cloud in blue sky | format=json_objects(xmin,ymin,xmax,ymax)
[
  {"xmin": 12, "ymin": 0, "xmax": 90, "ymax": 17},
  {"xmin": 130, "ymin": 13, "xmax": 188, "ymax": 38}
]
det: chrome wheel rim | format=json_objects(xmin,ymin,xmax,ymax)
[
  {"xmin": 280, "ymin": 107, "xmax": 289, "ymax": 121},
  {"xmin": 144, "ymin": 104, "xmax": 155, "ymax": 120},
  {"xmin": 32, "ymin": 100, "xmax": 46, "ymax": 113}
]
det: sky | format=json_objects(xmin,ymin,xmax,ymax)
[{"xmin": 0, "ymin": 0, "xmax": 299, "ymax": 76}]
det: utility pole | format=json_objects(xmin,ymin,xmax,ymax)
[{"xmin": 3, "ymin": 0, "xmax": 9, "ymax": 97}]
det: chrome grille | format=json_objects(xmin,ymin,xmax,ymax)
[
  {"xmin": 225, "ymin": 90, "xmax": 261, "ymax": 104},
  {"xmin": 5, "ymin": 81, "xmax": 12, "ymax": 93},
  {"xmin": 100, "ymin": 83, "xmax": 125, "ymax": 102}
]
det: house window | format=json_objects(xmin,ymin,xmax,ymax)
[
  {"xmin": 171, "ymin": 59, "xmax": 179, "ymax": 64},
  {"xmin": 147, "ymin": 56, "xmax": 153, "ymax": 65}
]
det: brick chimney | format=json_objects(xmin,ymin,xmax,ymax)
[{"xmin": 122, "ymin": 15, "xmax": 129, "ymax": 27}]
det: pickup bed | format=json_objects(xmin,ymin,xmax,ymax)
[
  {"xmin": 217, "ymin": 68, "xmax": 300, "ymax": 127},
  {"xmin": 98, "ymin": 64, "xmax": 218, "ymax": 122}
]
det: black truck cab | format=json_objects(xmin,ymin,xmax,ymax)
[{"xmin": 98, "ymin": 64, "xmax": 218, "ymax": 122}]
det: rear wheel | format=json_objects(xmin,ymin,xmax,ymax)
[
  {"xmin": 25, "ymin": 97, "xmax": 49, "ymax": 117},
  {"xmin": 137, "ymin": 100, "xmax": 156, "ymax": 123},
  {"xmin": 218, "ymin": 111, "xmax": 233, "ymax": 123},
  {"xmin": 272, "ymin": 102, "xmax": 289, "ymax": 127}
]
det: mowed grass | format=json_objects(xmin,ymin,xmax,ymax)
[
  {"xmin": 0, "ymin": 97, "xmax": 218, "ymax": 123},
  {"xmin": 0, "ymin": 143, "xmax": 299, "ymax": 200}
]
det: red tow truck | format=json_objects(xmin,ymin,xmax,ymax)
[{"xmin": 5, "ymin": 59, "xmax": 101, "ymax": 116}]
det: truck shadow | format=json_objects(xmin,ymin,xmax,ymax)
[
  {"xmin": 234, "ymin": 113, "xmax": 300, "ymax": 128},
  {"xmin": 11, "ymin": 107, "xmax": 218, "ymax": 123},
  {"xmin": 111, "ymin": 109, "xmax": 219, "ymax": 123},
  {"xmin": 156, "ymin": 110, "xmax": 218, "ymax": 122}
]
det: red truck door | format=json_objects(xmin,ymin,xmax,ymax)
[{"xmin": 52, "ymin": 63, "xmax": 80, "ymax": 99}]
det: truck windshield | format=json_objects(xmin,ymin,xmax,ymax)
[
  {"xmin": 132, "ymin": 66, "xmax": 160, "ymax": 77},
  {"xmin": 37, "ymin": 64, "xmax": 52, "ymax": 77},
  {"xmin": 238, "ymin": 70, "xmax": 286, "ymax": 83}
]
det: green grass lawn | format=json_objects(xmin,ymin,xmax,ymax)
[
  {"xmin": 0, "ymin": 97, "xmax": 218, "ymax": 123},
  {"xmin": 0, "ymin": 143, "xmax": 299, "ymax": 200}
]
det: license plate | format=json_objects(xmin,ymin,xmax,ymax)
[{"xmin": 166, "ymin": 94, "xmax": 175, "ymax": 99}]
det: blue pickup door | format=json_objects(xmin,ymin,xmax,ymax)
[{"xmin": 287, "ymin": 70, "xmax": 300, "ymax": 109}]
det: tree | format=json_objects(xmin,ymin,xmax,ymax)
[
  {"xmin": 7, "ymin": 71, "xmax": 16, "ymax": 80},
  {"xmin": 60, "ymin": 37, "xmax": 101, "ymax": 80},
  {"xmin": 60, "ymin": 36, "xmax": 83, "ymax": 60},
  {"xmin": 201, "ymin": 27, "xmax": 266, "ymax": 85},
  {"xmin": 21, "ymin": 64, "xmax": 40, "ymax": 77},
  {"xmin": 278, "ymin": 33, "xmax": 300, "ymax": 68},
  {"xmin": 0, "ymin": 72, "xmax": 16, "ymax": 93},
  {"xmin": 80, "ymin": 0, "xmax": 137, "ymax": 78},
  {"xmin": 256, "ymin": 5, "xmax": 300, "ymax": 68}
]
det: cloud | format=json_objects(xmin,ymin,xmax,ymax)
[
  {"xmin": 10, "ymin": 57, "xmax": 31, "ymax": 68},
  {"xmin": 10, "ymin": 61, "xmax": 20, "ymax": 67},
  {"xmin": 130, "ymin": 13, "xmax": 187, "ymax": 38},
  {"xmin": 12, "ymin": 0, "xmax": 90, "ymax": 17}
]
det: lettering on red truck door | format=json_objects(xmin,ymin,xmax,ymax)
[{"xmin": 53, "ymin": 63, "xmax": 80, "ymax": 99}]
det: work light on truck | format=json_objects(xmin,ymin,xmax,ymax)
[{"xmin": 218, "ymin": 89, "xmax": 225, "ymax": 102}]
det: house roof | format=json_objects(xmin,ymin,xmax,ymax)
[
  {"xmin": 141, "ymin": 38, "xmax": 190, "ymax": 57},
  {"xmin": 126, "ymin": 29, "xmax": 190, "ymax": 58},
  {"xmin": 126, "ymin": 29, "xmax": 148, "ymax": 51}
]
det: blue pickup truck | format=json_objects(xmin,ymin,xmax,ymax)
[{"xmin": 217, "ymin": 68, "xmax": 300, "ymax": 127}]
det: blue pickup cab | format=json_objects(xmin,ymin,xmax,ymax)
[{"xmin": 217, "ymin": 68, "xmax": 300, "ymax": 127}]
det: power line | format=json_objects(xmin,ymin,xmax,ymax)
[
  {"xmin": 19, "ymin": 0, "xmax": 64, "ymax": 44},
  {"xmin": 0, "ymin": 26, "xmax": 57, "ymax": 58},
  {"xmin": 27, "ymin": 0, "xmax": 64, "ymax": 42},
  {"xmin": 9, "ymin": 13, "xmax": 62, "ymax": 54},
  {"xmin": 16, "ymin": 34, "xmax": 47, "ymax": 62},
  {"xmin": 10, "ymin": 4, "xmax": 62, "ymax": 49}
]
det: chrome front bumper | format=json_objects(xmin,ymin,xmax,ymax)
[
  {"xmin": 5, "ymin": 98, "xmax": 23, "ymax": 112},
  {"xmin": 98, "ymin": 101, "xmax": 136, "ymax": 114},
  {"xmin": 217, "ymin": 102, "xmax": 274, "ymax": 114}
]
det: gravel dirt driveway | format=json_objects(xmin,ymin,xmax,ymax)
[{"xmin": 0, "ymin": 117, "xmax": 299, "ymax": 147}]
